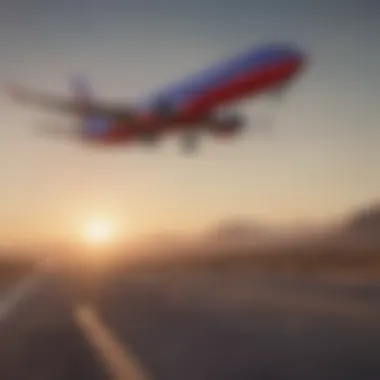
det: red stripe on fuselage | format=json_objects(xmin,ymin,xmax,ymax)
[
  {"xmin": 97, "ymin": 56, "xmax": 303, "ymax": 145},
  {"xmin": 100, "ymin": 122, "xmax": 136, "ymax": 144},
  {"xmin": 179, "ymin": 56, "xmax": 303, "ymax": 119}
]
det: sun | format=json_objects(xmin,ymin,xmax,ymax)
[{"xmin": 82, "ymin": 218, "xmax": 113, "ymax": 246}]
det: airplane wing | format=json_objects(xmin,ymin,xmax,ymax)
[{"xmin": 6, "ymin": 83, "xmax": 137, "ymax": 120}]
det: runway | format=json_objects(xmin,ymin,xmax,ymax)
[{"xmin": 1, "ymin": 265, "xmax": 380, "ymax": 380}]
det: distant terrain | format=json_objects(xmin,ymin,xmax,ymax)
[
  {"xmin": 117, "ymin": 241, "xmax": 380, "ymax": 281},
  {"xmin": 1, "ymin": 203, "xmax": 380, "ymax": 287},
  {"xmin": 0, "ymin": 254, "xmax": 35, "ymax": 289},
  {"xmin": 114, "ymin": 202, "xmax": 380, "ymax": 279}
]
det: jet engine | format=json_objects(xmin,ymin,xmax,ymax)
[
  {"xmin": 209, "ymin": 113, "xmax": 245, "ymax": 137},
  {"xmin": 138, "ymin": 131, "xmax": 161, "ymax": 146}
]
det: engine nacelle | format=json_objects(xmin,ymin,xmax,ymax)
[
  {"xmin": 209, "ymin": 113, "xmax": 245, "ymax": 137},
  {"xmin": 139, "ymin": 131, "xmax": 160, "ymax": 146}
]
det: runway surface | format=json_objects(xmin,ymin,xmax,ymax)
[{"xmin": 1, "ymin": 266, "xmax": 380, "ymax": 380}]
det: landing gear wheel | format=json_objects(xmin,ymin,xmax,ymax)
[{"xmin": 181, "ymin": 133, "xmax": 199, "ymax": 154}]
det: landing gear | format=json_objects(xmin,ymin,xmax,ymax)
[{"xmin": 181, "ymin": 132, "xmax": 199, "ymax": 154}]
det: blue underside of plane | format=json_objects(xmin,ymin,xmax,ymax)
[{"xmin": 137, "ymin": 43, "xmax": 304, "ymax": 112}]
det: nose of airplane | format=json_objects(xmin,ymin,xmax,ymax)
[{"xmin": 272, "ymin": 43, "xmax": 309, "ymax": 71}]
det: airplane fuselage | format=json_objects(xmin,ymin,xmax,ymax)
[{"xmin": 83, "ymin": 43, "xmax": 306, "ymax": 145}]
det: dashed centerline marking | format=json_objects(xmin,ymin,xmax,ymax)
[
  {"xmin": 75, "ymin": 305, "xmax": 152, "ymax": 380},
  {"xmin": 0, "ymin": 257, "xmax": 55, "ymax": 323}
]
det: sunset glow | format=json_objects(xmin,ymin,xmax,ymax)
[{"xmin": 82, "ymin": 218, "xmax": 113, "ymax": 246}]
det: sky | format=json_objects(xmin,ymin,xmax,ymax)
[{"xmin": 0, "ymin": 0, "xmax": 379, "ymax": 247}]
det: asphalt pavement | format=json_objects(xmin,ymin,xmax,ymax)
[{"xmin": 1, "ymin": 267, "xmax": 380, "ymax": 380}]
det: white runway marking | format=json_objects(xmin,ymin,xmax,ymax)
[
  {"xmin": 0, "ymin": 275, "xmax": 41, "ymax": 322},
  {"xmin": 76, "ymin": 305, "xmax": 152, "ymax": 380},
  {"xmin": 0, "ymin": 256, "xmax": 59, "ymax": 322}
]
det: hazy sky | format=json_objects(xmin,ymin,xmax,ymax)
[{"xmin": 0, "ymin": 0, "xmax": 379, "ymax": 246}]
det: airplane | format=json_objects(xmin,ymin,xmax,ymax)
[{"xmin": 6, "ymin": 42, "xmax": 307, "ymax": 153}]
